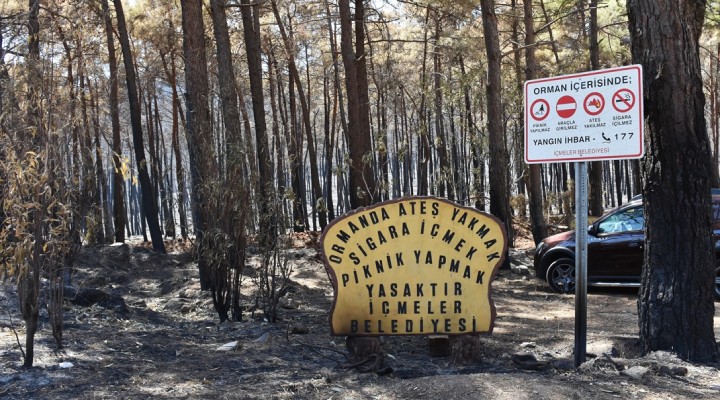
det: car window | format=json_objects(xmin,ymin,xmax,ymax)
[{"xmin": 597, "ymin": 206, "xmax": 644, "ymax": 234}]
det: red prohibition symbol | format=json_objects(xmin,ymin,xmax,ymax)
[
  {"xmin": 583, "ymin": 92, "xmax": 605, "ymax": 116},
  {"xmin": 612, "ymin": 88, "xmax": 635, "ymax": 113},
  {"xmin": 530, "ymin": 99, "xmax": 550, "ymax": 121},
  {"xmin": 556, "ymin": 95, "xmax": 577, "ymax": 118}
]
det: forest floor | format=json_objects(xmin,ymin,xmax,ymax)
[{"xmin": 1, "ymin": 220, "xmax": 720, "ymax": 400}]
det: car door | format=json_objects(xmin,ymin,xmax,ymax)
[{"xmin": 587, "ymin": 206, "xmax": 645, "ymax": 280}]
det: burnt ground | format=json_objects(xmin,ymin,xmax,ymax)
[{"xmin": 1, "ymin": 228, "xmax": 719, "ymax": 400}]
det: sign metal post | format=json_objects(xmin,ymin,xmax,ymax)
[{"xmin": 574, "ymin": 162, "xmax": 589, "ymax": 367}]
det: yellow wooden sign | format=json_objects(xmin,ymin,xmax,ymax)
[{"xmin": 320, "ymin": 197, "xmax": 507, "ymax": 336}]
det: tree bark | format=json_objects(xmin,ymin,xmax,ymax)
[
  {"xmin": 417, "ymin": 7, "xmax": 431, "ymax": 197},
  {"xmin": 287, "ymin": 65, "xmax": 309, "ymax": 231},
  {"xmin": 324, "ymin": 0, "xmax": 348, "ymax": 212},
  {"xmin": 181, "ymin": 0, "xmax": 219, "ymax": 288},
  {"xmin": 628, "ymin": 0, "xmax": 718, "ymax": 362},
  {"xmin": 159, "ymin": 49, "xmax": 188, "ymax": 239},
  {"xmin": 208, "ymin": 0, "xmax": 247, "ymax": 322},
  {"xmin": 339, "ymin": 0, "xmax": 376, "ymax": 208},
  {"xmin": 481, "ymin": 0, "xmax": 514, "ymax": 246},
  {"xmin": 113, "ymin": 0, "xmax": 165, "ymax": 253},
  {"xmin": 101, "ymin": 0, "xmax": 126, "ymax": 243},
  {"xmin": 432, "ymin": 15, "xmax": 452, "ymax": 200},
  {"xmin": 524, "ymin": 0, "xmax": 548, "ymax": 244},
  {"xmin": 89, "ymin": 79, "xmax": 113, "ymax": 243},
  {"xmin": 511, "ymin": 0, "xmax": 525, "ymax": 201},
  {"xmin": 587, "ymin": 0, "xmax": 604, "ymax": 216},
  {"xmin": 240, "ymin": 0, "xmax": 275, "ymax": 246},
  {"xmin": 80, "ymin": 68, "xmax": 102, "ymax": 244},
  {"xmin": 267, "ymin": 52, "xmax": 287, "ymax": 211},
  {"xmin": 323, "ymin": 69, "xmax": 336, "ymax": 220},
  {"xmin": 20, "ymin": 0, "xmax": 43, "ymax": 368}
]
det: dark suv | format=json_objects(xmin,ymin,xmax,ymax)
[{"xmin": 533, "ymin": 193, "xmax": 720, "ymax": 300}]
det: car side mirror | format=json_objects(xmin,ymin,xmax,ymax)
[{"xmin": 588, "ymin": 224, "xmax": 597, "ymax": 236}]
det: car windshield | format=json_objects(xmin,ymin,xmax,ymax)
[{"xmin": 597, "ymin": 206, "xmax": 644, "ymax": 234}]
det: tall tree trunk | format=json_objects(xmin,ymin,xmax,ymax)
[
  {"xmin": 208, "ymin": 0, "xmax": 245, "ymax": 204},
  {"xmin": 339, "ymin": 0, "xmax": 376, "ymax": 208},
  {"xmin": 628, "ymin": 0, "xmax": 718, "ymax": 362},
  {"xmin": 209, "ymin": 0, "xmax": 246, "ymax": 219},
  {"xmin": 712, "ymin": 43, "xmax": 720, "ymax": 187},
  {"xmin": 90, "ymin": 79, "xmax": 113, "ymax": 243},
  {"xmin": 324, "ymin": 0, "xmax": 349, "ymax": 209},
  {"xmin": 101, "ymin": 7, "xmax": 124, "ymax": 235},
  {"xmin": 631, "ymin": 159, "xmax": 642, "ymax": 197},
  {"xmin": 113, "ymin": 0, "xmax": 165, "ymax": 253},
  {"xmin": 587, "ymin": 0, "xmax": 604, "ymax": 216},
  {"xmin": 0, "ymin": 18, "xmax": 5, "ymax": 117},
  {"xmin": 80, "ymin": 68, "xmax": 101, "ymax": 244},
  {"xmin": 459, "ymin": 56, "xmax": 483, "ymax": 210},
  {"xmin": 267, "ymin": 51, "xmax": 287, "ymax": 214},
  {"xmin": 143, "ymin": 84, "xmax": 163, "ymax": 238},
  {"xmin": 181, "ymin": 0, "xmax": 219, "ymax": 288},
  {"xmin": 432, "ymin": 16, "xmax": 452, "ymax": 200},
  {"xmin": 208, "ymin": 0, "xmax": 247, "ymax": 322},
  {"xmin": 153, "ymin": 94, "xmax": 173, "ymax": 238},
  {"xmin": 524, "ymin": 0, "xmax": 548, "ymax": 244},
  {"xmin": 613, "ymin": 160, "xmax": 622, "ymax": 205},
  {"xmin": 481, "ymin": 0, "xmax": 514, "ymax": 246},
  {"xmin": 19, "ymin": 0, "xmax": 43, "ymax": 369},
  {"xmin": 417, "ymin": 7, "xmax": 431, "ymax": 197},
  {"xmin": 323, "ymin": 67, "xmax": 336, "ymax": 220},
  {"xmin": 240, "ymin": 0, "xmax": 275, "ymax": 246},
  {"xmin": 159, "ymin": 49, "xmax": 188, "ymax": 239},
  {"xmin": 511, "ymin": 0, "xmax": 525, "ymax": 201},
  {"xmin": 288, "ymin": 66, "xmax": 308, "ymax": 231}
]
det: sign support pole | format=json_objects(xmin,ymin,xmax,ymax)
[{"xmin": 574, "ymin": 161, "xmax": 588, "ymax": 368}]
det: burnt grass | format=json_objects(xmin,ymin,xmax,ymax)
[{"xmin": 1, "ymin": 233, "xmax": 719, "ymax": 400}]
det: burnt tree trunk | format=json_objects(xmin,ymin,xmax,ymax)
[
  {"xmin": 20, "ymin": 0, "xmax": 42, "ymax": 369},
  {"xmin": 240, "ymin": 0, "xmax": 275, "ymax": 247},
  {"xmin": 181, "ymin": 0, "xmax": 219, "ymax": 287},
  {"xmin": 524, "ymin": 0, "xmax": 548, "ymax": 244},
  {"xmin": 339, "ymin": 0, "xmax": 376, "ymax": 208},
  {"xmin": 159, "ymin": 48, "xmax": 188, "ymax": 239},
  {"xmin": 101, "ymin": 0, "xmax": 125, "ymax": 243},
  {"xmin": 209, "ymin": 0, "xmax": 246, "ymax": 322},
  {"xmin": 481, "ymin": 0, "xmax": 514, "ymax": 245},
  {"xmin": 628, "ymin": 0, "xmax": 718, "ymax": 362},
  {"xmin": 587, "ymin": 0, "xmax": 604, "ymax": 217},
  {"xmin": 432, "ymin": 16, "xmax": 451, "ymax": 200},
  {"xmin": 113, "ymin": 0, "xmax": 165, "ymax": 253}
]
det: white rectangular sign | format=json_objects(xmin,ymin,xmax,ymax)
[{"xmin": 524, "ymin": 65, "xmax": 644, "ymax": 164}]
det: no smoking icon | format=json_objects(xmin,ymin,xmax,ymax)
[
  {"xmin": 530, "ymin": 99, "xmax": 550, "ymax": 121},
  {"xmin": 612, "ymin": 89, "xmax": 635, "ymax": 113}
]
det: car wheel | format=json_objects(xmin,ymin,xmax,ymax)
[
  {"xmin": 546, "ymin": 257, "xmax": 576, "ymax": 294},
  {"xmin": 715, "ymin": 266, "xmax": 720, "ymax": 301}
]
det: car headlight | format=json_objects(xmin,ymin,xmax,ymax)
[{"xmin": 535, "ymin": 241, "xmax": 546, "ymax": 255}]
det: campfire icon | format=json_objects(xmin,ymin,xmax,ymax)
[
  {"xmin": 583, "ymin": 92, "xmax": 605, "ymax": 116},
  {"xmin": 587, "ymin": 98, "xmax": 602, "ymax": 109}
]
